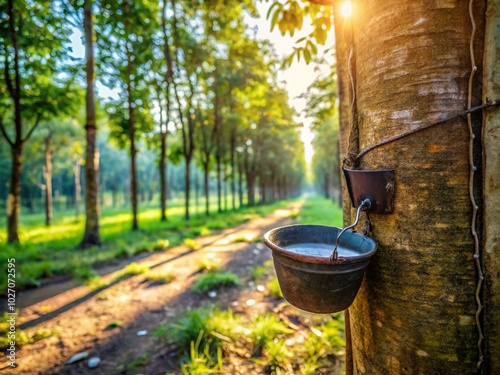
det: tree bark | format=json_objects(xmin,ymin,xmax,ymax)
[
  {"xmin": 125, "ymin": 0, "xmax": 138, "ymax": 231},
  {"xmin": 238, "ymin": 155, "xmax": 243, "ymax": 208},
  {"xmin": 230, "ymin": 127, "xmax": 236, "ymax": 210},
  {"xmin": 184, "ymin": 157, "xmax": 191, "ymax": 221},
  {"xmin": 343, "ymin": 1, "xmax": 487, "ymax": 373},
  {"xmin": 74, "ymin": 157, "xmax": 81, "ymax": 217},
  {"xmin": 80, "ymin": 0, "xmax": 101, "ymax": 247},
  {"xmin": 203, "ymin": 162, "xmax": 210, "ymax": 216},
  {"xmin": 160, "ymin": 132, "xmax": 167, "ymax": 221},
  {"xmin": 43, "ymin": 137, "xmax": 53, "ymax": 226},
  {"xmin": 482, "ymin": 1, "xmax": 500, "ymax": 373},
  {"xmin": 7, "ymin": 146, "xmax": 22, "ymax": 243}
]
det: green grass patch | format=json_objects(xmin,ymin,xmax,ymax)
[
  {"xmin": 144, "ymin": 271, "xmax": 175, "ymax": 284},
  {"xmin": 192, "ymin": 271, "xmax": 240, "ymax": 294},
  {"xmin": 0, "ymin": 313, "xmax": 56, "ymax": 350},
  {"xmin": 296, "ymin": 194, "xmax": 342, "ymax": 227},
  {"xmin": 183, "ymin": 238, "xmax": 200, "ymax": 250},
  {"xmin": 116, "ymin": 354, "xmax": 150, "ymax": 373},
  {"xmin": 0, "ymin": 197, "xmax": 295, "ymax": 291},
  {"xmin": 113, "ymin": 262, "xmax": 149, "ymax": 282},
  {"xmin": 197, "ymin": 258, "xmax": 220, "ymax": 273},
  {"xmin": 155, "ymin": 306, "xmax": 345, "ymax": 374}
]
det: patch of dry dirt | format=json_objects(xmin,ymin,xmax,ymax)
[{"xmin": 0, "ymin": 202, "xmax": 335, "ymax": 375}]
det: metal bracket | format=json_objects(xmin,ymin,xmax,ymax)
[{"xmin": 343, "ymin": 169, "xmax": 396, "ymax": 214}]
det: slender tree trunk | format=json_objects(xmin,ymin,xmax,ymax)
[
  {"xmin": 223, "ymin": 165, "xmax": 227, "ymax": 211},
  {"xmin": 74, "ymin": 157, "xmax": 81, "ymax": 217},
  {"xmin": 343, "ymin": 1, "xmax": 487, "ymax": 373},
  {"xmin": 247, "ymin": 173, "xmax": 255, "ymax": 207},
  {"xmin": 216, "ymin": 153, "xmax": 222, "ymax": 213},
  {"xmin": 230, "ymin": 130, "xmax": 236, "ymax": 210},
  {"xmin": 238, "ymin": 154, "xmax": 243, "ymax": 207},
  {"xmin": 129, "ymin": 114, "xmax": 138, "ymax": 230},
  {"xmin": 123, "ymin": 0, "xmax": 138, "ymax": 230},
  {"xmin": 483, "ymin": 2, "xmax": 500, "ymax": 372},
  {"xmin": 80, "ymin": 0, "xmax": 101, "ymax": 247},
  {"xmin": 160, "ymin": 133, "xmax": 167, "ymax": 221},
  {"xmin": 194, "ymin": 165, "xmax": 199, "ymax": 215},
  {"xmin": 43, "ymin": 137, "xmax": 52, "ymax": 226},
  {"xmin": 203, "ymin": 162, "xmax": 210, "ymax": 216},
  {"xmin": 7, "ymin": 145, "xmax": 22, "ymax": 243},
  {"xmin": 184, "ymin": 157, "xmax": 190, "ymax": 220}
]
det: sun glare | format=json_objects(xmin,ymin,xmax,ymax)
[{"xmin": 340, "ymin": 1, "xmax": 353, "ymax": 18}]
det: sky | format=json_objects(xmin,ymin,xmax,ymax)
[
  {"xmin": 69, "ymin": 2, "xmax": 336, "ymax": 164},
  {"xmin": 245, "ymin": 2, "xmax": 335, "ymax": 164}
]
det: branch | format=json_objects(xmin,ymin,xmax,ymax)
[
  {"xmin": 22, "ymin": 112, "xmax": 42, "ymax": 142},
  {"xmin": 0, "ymin": 117, "xmax": 14, "ymax": 146}
]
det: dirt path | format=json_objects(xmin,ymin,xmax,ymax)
[{"xmin": 1, "ymin": 202, "xmax": 302, "ymax": 375}]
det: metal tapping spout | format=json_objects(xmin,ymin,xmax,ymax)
[{"xmin": 330, "ymin": 199, "xmax": 372, "ymax": 264}]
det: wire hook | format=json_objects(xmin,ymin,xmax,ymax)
[{"xmin": 330, "ymin": 199, "xmax": 371, "ymax": 264}]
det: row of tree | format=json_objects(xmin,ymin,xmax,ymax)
[{"xmin": 0, "ymin": 0, "xmax": 306, "ymax": 245}]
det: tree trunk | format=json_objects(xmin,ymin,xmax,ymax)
[
  {"xmin": 160, "ymin": 132, "xmax": 167, "ymax": 221},
  {"xmin": 43, "ymin": 137, "xmax": 52, "ymax": 226},
  {"xmin": 203, "ymin": 162, "xmax": 210, "ymax": 216},
  {"xmin": 184, "ymin": 157, "xmax": 191, "ymax": 221},
  {"xmin": 129, "ymin": 112, "xmax": 138, "ymax": 230},
  {"xmin": 238, "ymin": 154, "xmax": 243, "ymax": 208},
  {"xmin": 247, "ymin": 173, "xmax": 255, "ymax": 207},
  {"xmin": 73, "ymin": 157, "xmax": 81, "ymax": 217},
  {"xmin": 230, "ymin": 130, "xmax": 236, "ymax": 210},
  {"xmin": 223, "ymin": 165, "xmax": 227, "ymax": 211},
  {"xmin": 482, "ymin": 2, "xmax": 500, "ymax": 373},
  {"xmin": 216, "ymin": 153, "xmax": 222, "ymax": 213},
  {"xmin": 7, "ymin": 145, "xmax": 22, "ymax": 243},
  {"xmin": 194, "ymin": 165, "xmax": 199, "ymax": 215},
  {"xmin": 342, "ymin": 1, "xmax": 487, "ymax": 373},
  {"xmin": 80, "ymin": 0, "xmax": 101, "ymax": 247}
]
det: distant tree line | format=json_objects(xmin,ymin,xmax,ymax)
[{"xmin": 0, "ymin": 0, "xmax": 306, "ymax": 245}]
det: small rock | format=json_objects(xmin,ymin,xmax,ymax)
[
  {"xmin": 208, "ymin": 290, "xmax": 217, "ymax": 298},
  {"xmin": 136, "ymin": 330, "xmax": 148, "ymax": 336},
  {"xmin": 87, "ymin": 357, "xmax": 101, "ymax": 368},
  {"xmin": 256, "ymin": 243, "xmax": 264, "ymax": 250},
  {"xmin": 248, "ymin": 281, "xmax": 255, "ymax": 288},
  {"xmin": 256, "ymin": 285, "xmax": 265, "ymax": 292},
  {"xmin": 231, "ymin": 301, "xmax": 239, "ymax": 306},
  {"xmin": 246, "ymin": 299, "xmax": 256, "ymax": 306},
  {"xmin": 67, "ymin": 351, "xmax": 89, "ymax": 364},
  {"xmin": 252, "ymin": 249, "xmax": 259, "ymax": 255}
]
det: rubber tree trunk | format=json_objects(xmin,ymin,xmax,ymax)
[
  {"xmin": 184, "ymin": 157, "xmax": 191, "ymax": 221},
  {"xmin": 482, "ymin": 1, "xmax": 500, "ymax": 373},
  {"xmin": 80, "ymin": 0, "xmax": 101, "ymax": 247},
  {"xmin": 202, "ymin": 162, "xmax": 210, "ymax": 216},
  {"xmin": 74, "ymin": 157, "xmax": 81, "ymax": 217},
  {"xmin": 160, "ymin": 132, "xmax": 167, "ymax": 221},
  {"xmin": 43, "ymin": 137, "xmax": 52, "ymax": 226},
  {"xmin": 7, "ymin": 145, "xmax": 22, "ymax": 243},
  {"xmin": 342, "ymin": 1, "xmax": 488, "ymax": 373}
]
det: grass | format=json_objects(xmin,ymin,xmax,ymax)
[
  {"xmin": 113, "ymin": 262, "xmax": 149, "ymax": 282},
  {"xmin": 296, "ymin": 194, "xmax": 343, "ymax": 227},
  {"xmin": 0, "ymin": 312, "xmax": 56, "ymax": 350},
  {"xmin": 144, "ymin": 271, "xmax": 174, "ymax": 284},
  {"xmin": 0, "ymin": 196, "xmax": 295, "ymax": 291},
  {"xmin": 192, "ymin": 271, "xmax": 241, "ymax": 294},
  {"xmin": 197, "ymin": 258, "xmax": 220, "ymax": 273},
  {"xmin": 154, "ymin": 306, "xmax": 345, "ymax": 374}
]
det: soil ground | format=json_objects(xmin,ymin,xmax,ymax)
[{"xmin": 0, "ymin": 201, "xmax": 339, "ymax": 375}]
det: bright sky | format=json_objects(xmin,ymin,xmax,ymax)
[
  {"xmin": 246, "ymin": 2, "xmax": 335, "ymax": 164},
  {"xmin": 69, "ymin": 2, "xmax": 335, "ymax": 164}
]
